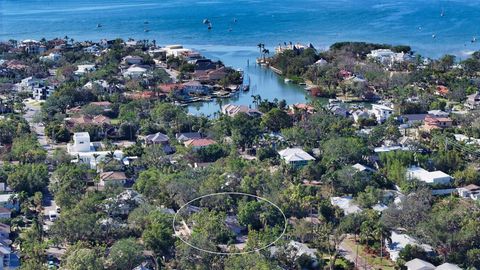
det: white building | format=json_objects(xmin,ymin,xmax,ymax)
[
  {"xmin": 40, "ymin": 52, "xmax": 61, "ymax": 62},
  {"xmin": 457, "ymin": 184, "xmax": 480, "ymax": 200},
  {"xmin": 67, "ymin": 132, "xmax": 123, "ymax": 169},
  {"xmin": 367, "ymin": 49, "xmax": 411, "ymax": 67},
  {"xmin": 330, "ymin": 196, "xmax": 362, "ymax": 215},
  {"xmin": 278, "ymin": 147, "xmax": 315, "ymax": 167},
  {"xmin": 74, "ymin": 64, "xmax": 96, "ymax": 76},
  {"xmin": 386, "ymin": 231, "xmax": 434, "ymax": 262},
  {"xmin": 17, "ymin": 76, "xmax": 43, "ymax": 92},
  {"xmin": 32, "ymin": 85, "xmax": 55, "ymax": 100},
  {"xmin": 405, "ymin": 259, "xmax": 435, "ymax": 270},
  {"xmin": 406, "ymin": 166, "xmax": 453, "ymax": 185},
  {"xmin": 123, "ymin": 65, "xmax": 147, "ymax": 78},
  {"xmin": 370, "ymin": 104, "xmax": 394, "ymax": 123}
]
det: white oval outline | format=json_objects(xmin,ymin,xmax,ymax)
[{"xmin": 172, "ymin": 191, "xmax": 287, "ymax": 255}]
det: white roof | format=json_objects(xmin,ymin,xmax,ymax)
[
  {"xmin": 435, "ymin": 263, "xmax": 462, "ymax": 270},
  {"xmin": 405, "ymin": 259, "xmax": 435, "ymax": 270},
  {"xmin": 407, "ymin": 166, "xmax": 452, "ymax": 184},
  {"xmin": 278, "ymin": 148, "xmax": 315, "ymax": 162},
  {"xmin": 372, "ymin": 103, "xmax": 394, "ymax": 111},
  {"xmin": 330, "ymin": 196, "xmax": 362, "ymax": 215},
  {"xmin": 125, "ymin": 66, "xmax": 147, "ymax": 73},
  {"xmin": 0, "ymin": 194, "xmax": 15, "ymax": 203},
  {"xmin": 387, "ymin": 231, "xmax": 434, "ymax": 261},
  {"xmin": 352, "ymin": 163, "xmax": 374, "ymax": 172},
  {"xmin": 73, "ymin": 132, "xmax": 90, "ymax": 139}
]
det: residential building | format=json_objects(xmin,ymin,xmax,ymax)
[
  {"xmin": 40, "ymin": 52, "xmax": 61, "ymax": 62},
  {"xmin": 32, "ymin": 85, "xmax": 55, "ymax": 100},
  {"xmin": 457, "ymin": 184, "xmax": 480, "ymax": 200},
  {"xmin": 465, "ymin": 92, "xmax": 480, "ymax": 109},
  {"xmin": 221, "ymin": 104, "xmax": 263, "ymax": 117},
  {"xmin": 406, "ymin": 166, "xmax": 453, "ymax": 185},
  {"xmin": 370, "ymin": 104, "xmax": 394, "ymax": 123},
  {"xmin": 424, "ymin": 114, "xmax": 453, "ymax": 130},
  {"xmin": 405, "ymin": 259, "xmax": 435, "ymax": 270},
  {"xmin": 123, "ymin": 65, "xmax": 147, "ymax": 78},
  {"xmin": 330, "ymin": 196, "xmax": 362, "ymax": 215},
  {"xmin": 67, "ymin": 132, "xmax": 123, "ymax": 169},
  {"xmin": 435, "ymin": 85, "xmax": 449, "ymax": 97},
  {"xmin": 99, "ymin": 171, "xmax": 128, "ymax": 187},
  {"xmin": 19, "ymin": 39, "xmax": 45, "ymax": 54},
  {"xmin": 278, "ymin": 147, "xmax": 315, "ymax": 167},
  {"xmin": 352, "ymin": 110, "xmax": 371, "ymax": 123},
  {"xmin": 367, "ymin": 49, "xmax": 411, "ymax": 68},
  {"xmin": 0, "ymin": 194, "xmax": 19, "ymax": 211},
  {"xmin": 435, "ymin": 263, "xmax": 462, "ymax": 270},
  {"xmin": 144, "ymin": 132, "xmax": 174, "ymax": 154},
  {"xmin": 184, "ymin": 138, "xmax": 216, "ymax": 150},
  {"xmin": 387, "ymin": 231, "xmax": 434, "ymax": 261},
  {"xmin": 176, "ymin": 132, "xmax": 202, "ymax": 143},
  {"xmin": 74, "ymin": 64, "xmax": 96, "ymax": 76},
  {"xmin": 122, "ymin": 55, "xmax": 143, "ymax": 65},
  {"xmin": 182, "ymin": 81, "xmax": 211, "ymax": 96}
]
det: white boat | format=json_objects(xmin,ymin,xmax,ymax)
[{"xmin": 284, "ymin": 78, "xmax": 291, "ymax": 83}]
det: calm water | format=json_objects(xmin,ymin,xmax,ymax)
[{"xmin": 2, "ymin": 0, "xmax": 480, "ymax": 115}]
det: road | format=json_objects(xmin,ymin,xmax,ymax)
[{"xmin": 339, "ymin": 236, "xmax": 375, "ymax": 270}]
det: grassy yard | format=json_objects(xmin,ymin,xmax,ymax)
[{"xmin": 343, "ymin": 238, "xmax": 396, "ymax": 270}]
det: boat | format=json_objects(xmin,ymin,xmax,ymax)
[
  {"xmin": 284, "ymin": 78, "xmax": 291, "ymax": 83},
  {"xmin": 432, "ymin": 34, "xmax": 436, "ymax": 39},
  {"xmin": 144, "ymin": 29, "xmax": 150, "ymax": 32},
  {"xmin": 472, "ymin": 37, "xmax": 477, "ymax": 43},
  {"xmin": 207, "ymin": 23, "xmax": 212, "ymax": 30},
  {"xmin": 233, "ymin": 18, "xmax": 237, "ymax": 23},
  {"xmin": 97, "ymin": 23, "xmax": 102, "ymax": 28},
  {"xmin": 203, "ymin": 19, "xmax": 210, "ymax": 24},
  {"xmin": 440, "ymin": 8, "xmax": 445, "ymax": 17},
  {"xmin": 241, "ymin": 76, "xmax": 251, "ymax": 91}
]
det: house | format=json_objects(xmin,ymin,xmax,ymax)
[
  {"xmin": 278, "ymin": 147, "xmax": 315, "ymax": 167},
  {"xmin": 352, "ymin": 163, "xmax": 375, "ymax": 173},
  {"xmin": 329, "ymin": 105, "xmax": 348, "ymax": 118},
  {"xmin": 457, "ymin": 184, "xmax": 480, "ymax": 200},
  {"xmin": 465, "ymin": 92, "xmax": 480, "ymax": 109},
  {"xmin": 288, "ymin": 103, "xmax": 315, "ymax": 115},
  {"xmin": 435, "ymin": 263, "xmax": 462, "ymax": 270},
  {"xmin": 74, "ymin": 64, "xmax": 96, "ymax": 76},
  {"xmin": 367, "ymin": 49, "xmax": 411, "ymax": 68},
  {"xmin": 40, "ymin": 52, "xmax": 61, "ymax": 62},
  {"xmin": 0, "ymin": 208, "xmax": 11, "ymax": 219},
  {"xmin": 99, "ymin": 171, "xmax": 128, "ymax": 187},
  {"xmin": 406, "ymin": 166, "xmax": 453, "ymax": 185},
  {"xmin": 184, "ymin": 138, "xmax": 216, "ymax": 150},
  {"xmin": 182, "ymin": 81, "xmax": 210, "ymax": 96},
  {"xmin": 330, "ymin": 196, "xmax": 362, "ymax": 215},
  {"xmin": 144, "ymin": 132, "xmax": 174, "ymax": 154},
  {"xmin": 67, "ymin": 132, "xmax": 123, "ymax": 169},
  {"xmin": 65, "ymin": 114, "xmax": 111, "ymax": 129},
  {"xmin": 123, "ymin": 65, "xmax": 147, "ymax": 78},
  {"xmin": 0, "ymin": 244, "xmax": 12, "ymax": 268},
  {"xmin": 19, "ymin": 39, "xmax": 45, "ymax": 54},
  {"xmin": 405, "ymin": 259, "xmax": 435, "ymax": 270},
  {"xmin": 0, "ymin": 224, "xmax": 10, "ymax": 240},
  {"xmin": 122, "ymin": 55, "xmax": 143, "ymax": 65},
  {"xmin": 32, "ymin": 85, "xmax": 55, "ymax": 100},
  {"xmin": 193, "ymin": 59, "xmax": 217, "ymax": 71},
  {"xmin": 370, "ymin": 104, "xmax": 394, "ymax": 123},
  {"xmin": 352, "ymin": 110, "xmax": 371, "ymax": 123},
  {"xmin": 0, "ymin": 194, "xmax": 19, "ymax": 211},
  {"xmin": 424, "ymin": 115, "xmax": 453, "ymax": 130},
  {"xmin": 176, "ymin": 132, "xmax": 202, "ymax": 142},
  {"xmin": 435, "ymin": 85, "xmax": 449, "ymax": 97},
  {"xmin": 221, "ymin": 104, "xmax": 263, "ymax": 117},
  {"xmin": 400, "ymin": 114, "xmax": 427, "ymax": 126},
  {"xmin": 386, "ymin": 231, "xmax": 434, "ymax": 261}
]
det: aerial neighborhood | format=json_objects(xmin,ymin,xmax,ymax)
[{"xmin": 1, "ymin": 36, "xmax": 480, "ymax": 269}]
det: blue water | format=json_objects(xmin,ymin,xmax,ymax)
[{"xmin": 2, "ymin": 0, "xmax": 480, "ymax": 115}]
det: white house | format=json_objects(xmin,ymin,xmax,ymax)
[
  {"xmin": 435, "ymin": 263, "xmax": 462, "ymax": 270},
  {"xmin": 405, "ymin": 259, "xmax": 435, "ymax": 270},
  {"xmin": 457, "ymin": 184, "xmax": 480, "ymax": 200},
  {"xmin": 352, "ymin": 110, "xmax": 371, "ymax": 123},
  {"xmin": 67, "ymin": 132, "xmax": 123, "ymax": 169},
  {"xmin": 32, "ymin": 85, "xmax": 55, "ymax": 100},
  {"xmin": 123, "ymin": 65, "xmax": 147, "ymax": 78},
  {"xmin": 406, "ymin": 166, "xmax": 453, "ymax": 185},
  {"xmin": 278, "ymin": 148, "xmax": 315, "ymax": 167},
  {"xmin": 74, "ymin": 64, "xmax": 96, "ymax": 76},
  {"xmin": 330, "ymin": 196, "xmax": 362, "ymax": 215},
  {"xmin": 370, "ymin": 104, "xmax": 394, "ymax": 123},
  {"xmin": 386, "ymin": 231, "xmax": 434, "ymax": 262},
  {"xmin": 122, "ymin": 55, "xmax": 143, "ymax": 65},
  {"xmin": 367, "ymin": 49, "xmax": 411, "ymax": 68},
  {"xmin": 40, "ymin": 52, "xmax": 61, "ymax": 62}
]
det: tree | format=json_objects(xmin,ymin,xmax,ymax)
[
  {"xmin": 7, "ymin": 164, "xmax": 48, "ymax": 195},
  {"xmin": 321, "ymin": 137, "xmax": 367, "ymax": 168},
  {"xmin": 10, "ymin": 135, "xmax": 46, "ymax": 164},
  {"xmin": 50, "ymin": 164, "xmax": 90, "ymax": 210},
  {"xmin": 224, "ymin": 253, "xmax": 280, "ymax": 270},
  {"xmin": 142, "ymin": 210, "xmax": 174, "ymax": 258},
  {"xmin": 134, "ymin": 168, "xmax": 171, "ymax": 205},
  {"xmin": 64, "ymin": 246, "xmax": 104, "ymax": 270},
  {"xmin": 261, "ymin": 108, "xmax": 293, "ymax": 132},
  {"xmin": 107, "ymin": 238, "xmax": 144, "ymax": 270},
  {"xmin": 230, "ymin": 112, "xmax": 261, "ymax": 151}
]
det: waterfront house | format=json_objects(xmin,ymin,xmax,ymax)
[
  {"xmin": 221, "ymin": 104, "xmax": 263, "ymax": 117},
  {"xmin": 288, "ymin": 103, "xmax": 315, "ymax": 115},
  {"xmin": 19, "ymin": 39, "xmax": 45, "ymax": 54},
  {"xmin": 278, "ymin": 147, "xmax": 315, "ymax": 167},
  {"xmin": 405, "ymin": 259, "xmax": 435, "ymax": 270},
  {"xmin": 193, "ymin": 59, "xmax": 217, "ymax": 71},
  {"xmin": 182, "ymin": 81, "xmax": 211, "ymax": 96},
  {"xmin": 367, "ymin": 49, "xmax": 411, "ymax": 68},
  {"xmin": 406, "ymin": 166, "xmax": 452, "ymax": 185}
]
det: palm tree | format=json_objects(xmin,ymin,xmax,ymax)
[
  {"xmin": 257, "ymin": 43, "xmax": 264, "ymax": 56},
  {"xmin": 262, "ymin": 48, "xmax": 270, "ymax": 61}
]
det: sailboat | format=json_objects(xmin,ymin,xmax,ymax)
[
  {"xmin": 97, "ymin": 23, "xmax": 102, "ymax": 28},
  {"xmin": 440, "ymin": 8, "xmax": 445, "ymax": 17}
]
